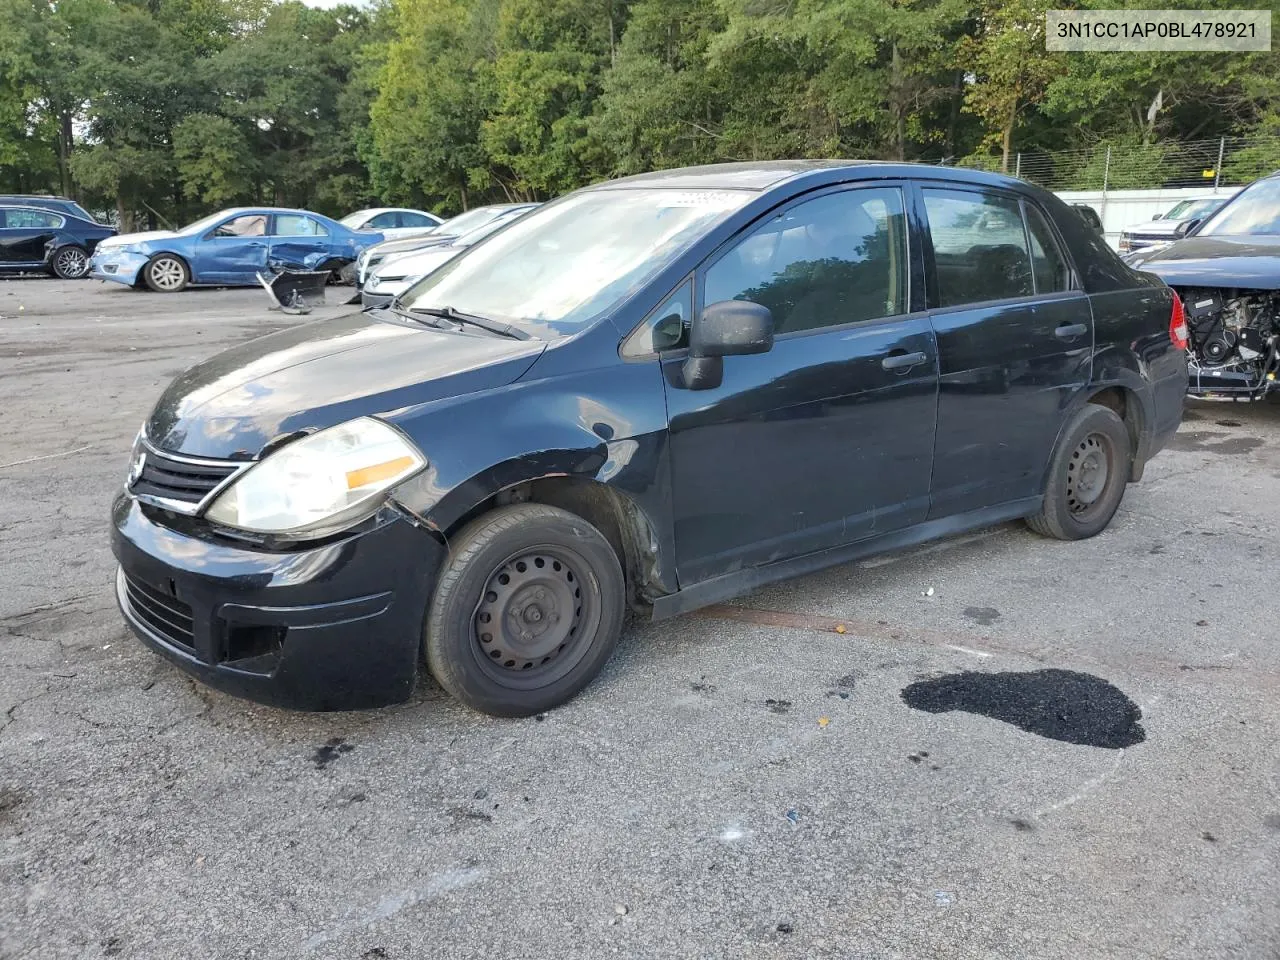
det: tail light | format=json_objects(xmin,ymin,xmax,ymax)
[{"xmin": 1169, "ymin": 293, "xmax": 1188, "ymax": 349}]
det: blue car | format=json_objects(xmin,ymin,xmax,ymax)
[{"xmin": 89, "ymin": 207, "xmax": 382, "ymax": 293}]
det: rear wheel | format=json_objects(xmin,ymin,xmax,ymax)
[
  {"xmin": 425, "ymin": 504, "xmax": 626, "ymax": 717},
  {"xmin": 51, "ymin": 245, "xmax": 89, "ymax": 279},
  {"xmin": 143, "ymin": 254, "xmax": 189, "ymax": 293},
  {"xmin": 1027, "ymin": 404, "xmax": 1132, "ymax": 540}
]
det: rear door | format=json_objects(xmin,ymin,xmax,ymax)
[
  {"xmin": 660, "ymin": 183, "xmax": 939, "ymax": 585},
  {"xmin": 193, "ymin": 213, "xmax": 269, "ymax": 283},
  {"xmin": 269, "ymin": 214, "xmax": 332, "ymax": 269},
  {"xmin": 919, "ymin": 184, "xmax": 1093, "ymax": 518},
  {"xmin": 0, "ymin": 207, "xmax": 62, "ymax": 266}
]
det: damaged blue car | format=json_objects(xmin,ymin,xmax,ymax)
[{"xmin": 89, "ymin": 207, "xmax": 380, "ymax": 293}]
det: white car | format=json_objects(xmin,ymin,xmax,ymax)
[
  {"xmin": 362, "ymin": 205, "xmax": 539, "ymax": 308},
  {"xmin": 339, "ymin": 207, "xmax": 444, "ymax": 240},
  {"xmin": 1118, "ymin": 196, "xmax": 1231, "ymax": 253}
]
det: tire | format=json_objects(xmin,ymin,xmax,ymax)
[
  {"xmin": 1027, "ymin": 403, "xmax": 1132, "ymax": 541},
  {"xmin": 142, "ymin": 254, "xmax": 189, "ymax": 293},
  {"xmin": 425, "ymin": 503, "xmax": 626, "ymax": 717},
  {"xmin": 51, "ymin": 245, "xmax": 89, "ymax": 279}
]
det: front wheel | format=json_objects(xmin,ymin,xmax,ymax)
[
  {"xmin": 142, "ymin": 254, "xmax": 189, "ymax": 293},
  {"xmin": 51, "ymin": 245, "xmax": 89, "ymax": 279},
  {"xmin": 425, "ymin": 504, "xmax": 626, "ymax": 717},
  {"xmin": 1027, "ymin": 403, "xmax": 1132, "ymax": 541}
]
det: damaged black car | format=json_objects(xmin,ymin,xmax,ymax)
[
  {"xmin": 1125, "ymin": 171, "xmax": 1280, "ymax": 400},
  {"xmin": 112, "ymin": 161, "xmax": 1187, "ymax": 717}
]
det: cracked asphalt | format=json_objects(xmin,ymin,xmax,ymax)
[{"xmin": 2, "ymin": 278, "xmax": 1279, "ymax": 960}]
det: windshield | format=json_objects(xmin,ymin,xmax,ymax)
[
  {"xmin": 435, "ymin": 206, "xmax": 512, "ymax": 237},
  {"xmin": 339, "ymin": 210, "xmax": 374, "ymax": 228},
  {"xmin": 1199, "ymin": 179, "xmax": 1280, "ymax": 236},
  {"xmin": 1164, "ymin": 198, "xmax": 1219, "ymax": 221},
  {"xmin": 180, "ymin": 210, "xmax": 239, "ymax": 235},
  {"xmin": 402, "ymin": 189, "xmax": 751, "ymax": 336}
]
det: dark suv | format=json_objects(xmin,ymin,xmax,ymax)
[{"xmin": 111, "ymin": 161, "xmax": 1188, "ymax": 716}]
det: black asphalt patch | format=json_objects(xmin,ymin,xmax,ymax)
[{"xmin": 900, "ymin": 669, "xmax": 1145, "ymax": 749}]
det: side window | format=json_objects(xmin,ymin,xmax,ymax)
[
  {"xmin": 1025, "ymin": 204, "xmax": 1071, "ymax": 293},
  {"xmin": 274, "ymin": 215, "xmax": 328, "ymax": 237},
  {"xmin": 923, "ymin": 189, "xmax": 1032, "ymax": 307},
  {"xmin": 4, "ymin": 208, "xmax": 61, "ymax": 228},
  {"xmin": 399, "ymin": 212, "xmax": 434, "ymax": 228},
  {"xmin": 702, "ymin": 187, "xmax": 909, "ymax": 335},
  {"xmin": 213, "ymin": 214, "xmax": 267, "ymax": 238},
  {"xmin": 622, "ymin": 280, "xmax": 692, "ymax": 357},
  {"xmin": 369, "ymin": 212, "xmax": 400, "ymax": 229}
]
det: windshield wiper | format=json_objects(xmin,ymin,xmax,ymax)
[
  {"xmin": 370, "ymin": 296, "xmax": 459, "ymax": 331},
  {"xmin": 415, "ymin": 305, "xmax": 532, "ymax": 341}
]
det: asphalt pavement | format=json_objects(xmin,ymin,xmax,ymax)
[{"xmin": 1, "ymin": 278, "xmax": 1278, "ymax": 960}]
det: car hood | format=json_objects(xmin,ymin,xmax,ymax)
[
  {"xmin": 146, "ymin": 311, "xmax": 545, "ymax": 459},
  {"xmin": 97, "ymin": 229, "xmax": 180, "ymax": 250},
  {"xmin": 1130, "ymin": 234, "xmax": 1280, "ymax": 288},
  {"xmin": 375, "ymin": 246, "xmax": 460, "ymax": 279},
  {"xmin": 1123, "ymin": 219, "xmax": 1181, "ymax": 237}
]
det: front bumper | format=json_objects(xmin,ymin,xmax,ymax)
[
  {"xmin": 89, "ymin": 249, "xmax": 148, "ymax": 286},
  {"xmin": 111, "ymin": 494, "xmax": 444, "ymax": 710}
]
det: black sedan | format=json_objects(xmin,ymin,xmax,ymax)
[
  {"xmin": 1125, "ymin": 171, "xmax": 1280, "ymax": 400},
  {"xmin": 0, "ymin": 204, "xmax": 116, "ymax": 278},
  {"xmin": 112, "ymin": 161, "xmax": 1187, "ymax": 717}
]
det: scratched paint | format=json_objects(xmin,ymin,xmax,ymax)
[{"xmin": 900, "ymin": 669, "xmax": 1145, "ymax": 749}]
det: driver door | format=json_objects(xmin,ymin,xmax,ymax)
[
  {"xmin": 660, "ymin": 184, "xmax": 939, "ymax": 585},
  {"xmin": 193, "ymin": 213, "xmax": 270, "ymax": 284}
]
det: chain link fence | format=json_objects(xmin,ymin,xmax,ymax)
[{"xmin": 947, "ymin": 136, "xmax": 1280, "ymax": 191}]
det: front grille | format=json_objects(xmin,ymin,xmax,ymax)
[
  {"xmin": 122, "ymin": 573, "xmax": 195, "ymax": 651},
  {"xmin": 132, "ymin": 448, "xmax": 239, "ymax": 507}
]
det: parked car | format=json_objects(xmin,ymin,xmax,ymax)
[
  {"xmin": 0, "ymin": 194, "xmax": 100, "ymax": 223},
  {"xmin": 340, "ymin": 207, "xmax": 444, "ymax": 238},
  {"xmin": 361, "ymin": 205, "xmax": 539, "ymax": 308},
  {"xmin": 1118, "ymin": 196, "xmax": 1229, "ymax": 253},
  {"xmin": 112, "ymin": 161, "xmax": 1187, "ymax": 717},
  {"xmin": 354, "ymin": 203, "xmax": 540, "ymax": 291},
  {"xmin": 1070, "ymin": 203, "xmax": 1103, "ymax": 232},
  {"xmin": 0, "ymin": 204, "xmax": 117, "ymax": 278},
  {"xmin": 89, "ymin": 207, "xmax": 381, "ymax": 292},
  {"xmin": 1124, "ymin": 173, "xmax": 1280, "ymax": 400}
]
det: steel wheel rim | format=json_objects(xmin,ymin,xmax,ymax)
[
  {"xmin": 56, "ymin": 248, "xmax": 87, "ymax": 278},
  {"xmin": 471, "ymin": 545, "xmax": 600, "ymax": 690},
  {"xmin": 150, "ymin": 258, "xmax": 184, "ymax": 290},
  {"xmin": 1066, "ymin": 432, "xmax": 1113, "ymax": 517}
]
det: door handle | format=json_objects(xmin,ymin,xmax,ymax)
[
  {"xmin": 881, "ymin": 350, "xmax": 927, "ymax": 372},
  {"xmin": 1054, "ymin": 323, "xmax": 1088, "ymax": 340}
]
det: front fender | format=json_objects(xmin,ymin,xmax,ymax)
[{"xmin": 384, "ymin": 358, "xmax": 678, "ymax": 593}]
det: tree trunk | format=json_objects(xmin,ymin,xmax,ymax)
[
  {"xmin": 58, "ymin": 111, "xmax": 74, "ymax": 197},
  {"xmin": 459, "ymin": 177, "xmax": 469, "ymax": 211},
  {"xmin": 946, "ymin": 71, "xmax": 963, "ymax": 158},
  {"xmin": 891, "ymin": 43, "xmax": 906, "ymax": 161},
  {"xmin": 116, "ymin": 196, "xmax": 132, "ymax": 233},
  {"xmin": 1000, "ymin": 100, "xmax": 1017, "ymax": 173}
]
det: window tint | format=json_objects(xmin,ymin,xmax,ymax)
[
  {"xmin": 622, "ymin": 280, "xmax": 692, "ymax": 357},
  {"xmin": 924, "ymin": 189, "xmax": 1032, "ymax": 307},
  {"xmin": 274, "ymin": 215, "xmax": 328, "ymax": 237},
  {"xmin": 703, "ymin": 187, "xmax": 909, "ymax": 335},
  {"xmin": 213, "ymin": 214, "xmax": 267, "ymax": 238},
  {"xmin": 3, "ymin": 208, "xmax": 61, "ymax": 229},
  {"xmin": 399, "ymin": 212, "xmax": 434, "ymax": 227},
  {"xmin": 1025, "ymin": 204, "xmax": 1070, "ymax": 293},
  {"xmin": 368, "ymin": 212, "xmax": 400, "ymax": 228}
]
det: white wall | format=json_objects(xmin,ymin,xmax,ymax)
[{"xmin": 1054, "ymin": 186, "xmax": 1241, "ymax": 250}]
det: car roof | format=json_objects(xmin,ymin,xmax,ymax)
[{"xmin": 589, "ymin": 159, "xmax": 1032, "ymax": 193}]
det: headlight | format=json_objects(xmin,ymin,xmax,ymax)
[{"xmin": 204, "ymin": 417, "xmax": 425, "ymax": 538}]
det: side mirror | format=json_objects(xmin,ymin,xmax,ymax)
[
  {"xmin": 681, "ymin": 299, "xmax": 774, "ymax": 390},
  {"xmin": 1151, "ymin": 214, "xmax": 1162, "ymax": 220},
  {"xmin": 1174, "ymin": 218, "xmax": 1202, "ymax": 239}
]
